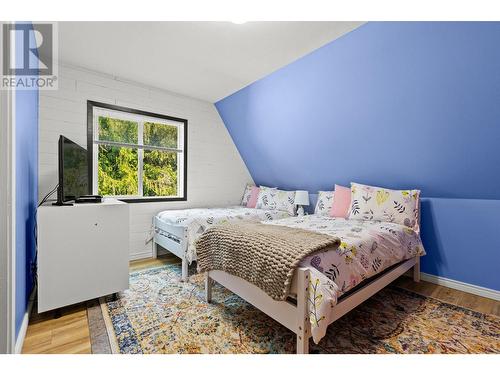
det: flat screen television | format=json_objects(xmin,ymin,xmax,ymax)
[{"xmin": 54, "ymin": 135, "xmax": 90, "ymax": 205}]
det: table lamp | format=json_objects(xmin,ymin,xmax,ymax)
[{"xmin": 294, "ymin": 190, "xmax": 309, "ymax": 216}]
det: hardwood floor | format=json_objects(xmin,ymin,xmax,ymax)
[
  {"xmin": 393, "ymin": 276, "xmax": 500, "ymax": 316},
  {"xmin": 22, "ymin": 301, "xmax": 93, "ymax": 354},
  {"xmin": 22, "ymin": 255, "xmax": 499, "ymax": 354}
]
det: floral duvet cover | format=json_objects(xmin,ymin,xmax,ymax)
[{"xmin": 264, "ymin": 215, "xmax": 425, "ymax": 343}]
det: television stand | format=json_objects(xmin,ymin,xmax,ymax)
[{"xmin": 37, "ymin": 198, "xmax": 129, "ymax": 313}]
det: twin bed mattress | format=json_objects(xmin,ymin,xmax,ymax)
[{"xmin": 154, "ymin": 206, "xmax": 292, "ymax": 263}]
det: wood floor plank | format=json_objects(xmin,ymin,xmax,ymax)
[
  {"xmin": 458, "ymin": 292, "xmax": 493, "ymax": 315},
  {"xmin": 394, "ymin": 277, "xmax": 499, "ymax": 316},
  {"xmin": 22, "ymin": 255, "xmax": 500, "ymax": 354},
  {"xmin": 39, "ymin": 337, "xmax": 92, "ymax": 354},
  {"xmin": 433, "ymin": 285, "xmax": 463, "ymax": 306},
  {"xmin": 23, "ymin": 327, "xmax": 52, "ymax": 342},
  {"xmin": 492, "ymin": 302, "xmax": 500, "ymax": 316},
  {"xmin": 22, "ymin": 331, "xmax": 53, "ymax": 353}
]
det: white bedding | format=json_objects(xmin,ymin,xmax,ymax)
[
  {"xmin": 155, "ymin": 206, "xmax": 292, "ymax": 263},
  {"xmin": 264, "ymin": 215, "xmax": 426, "ymax": 343}
]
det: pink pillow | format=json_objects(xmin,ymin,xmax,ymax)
[
  {"xmin": 330, "ymin": 185, "xmax": 351, "ymax": 218},
  {"xmin": 246, "ymin": 186, "xmax": 260, "ymax": 208}
]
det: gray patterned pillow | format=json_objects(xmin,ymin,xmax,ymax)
[
  {"xmin": 314, "ymin": 191, "xmax": 334, "ymax": 215},
  {"xmin": 240, "ymin": 184, "xmax": 254, "ymax": 206},
  {"xmin": 255, "ymin": 186, "xmax": 278, "ymax": 210}
]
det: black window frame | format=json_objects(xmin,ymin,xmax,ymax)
[{"xmin": 87, "ymin": 100, "xmax": 188, "ymax": 203}]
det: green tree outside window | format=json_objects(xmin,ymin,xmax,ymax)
[{"xmin": 97, "ymin": 115, "xmax": 181, "ymax": 198}]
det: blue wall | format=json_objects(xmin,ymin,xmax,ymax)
[
  {"xmin": 216, "ymin": 22, "xmax": 500, "ymax": 291},
  {"xmin": 419, "ymin": 198, "xmax": 500, "ymax": 289},
  {"xmin": 15, "ymin": 24, "xmax": 39, "ymax": 337}
]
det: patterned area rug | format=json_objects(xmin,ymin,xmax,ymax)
[{"xmin": 99, "ymin": 264, "xmax": 500, "ymax": 354}]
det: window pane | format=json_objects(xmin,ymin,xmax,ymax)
[
  {"xmin": 98, "ymin": 144, "xmax": 138, "ymax": 196},
  {"xmin": 98, "ymin": 116, "xmax": 138, "ymax": 144},
  {"xmin": 143, "ymin": 150, "xmax": 178, "ymax": 197},
  {"xmin": 143, "ymin": 122, "xmax": 178, "ymax": 149}
]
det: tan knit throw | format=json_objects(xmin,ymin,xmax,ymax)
[{"xmin": 196, "ymin": 221, "xmax": 341, "ymax": 300}]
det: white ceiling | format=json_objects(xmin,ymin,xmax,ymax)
[{"xmin": 59, "ymin": 22, "xmax": 363, "ymax": 102}]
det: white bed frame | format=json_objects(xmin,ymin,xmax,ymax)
[
  {"xmin": 152, "ymin": 216, "xmax": 190, "ymax": 281},
  {"xmin": 205, "ymin": 256, "xmax": 421, "ymax": 354}
]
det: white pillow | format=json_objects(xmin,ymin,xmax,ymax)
[
  {"xmin": 273, "ymin": 189, "xmax": 296, "ymax": 215},
  {"xmin": 255, "ymin": 186, "xmax": 278, "ymax": 210},
  {"xmin": 240, "ymin": 184, "xmax": 254, "ymax": 206},
  {"xmin": 256, "ymin": 187, "xmax": 296, "ymax": 215},
  {"xmin": 348, "ymin": 182, "xmax": 421, "ymax": 232},
  {"xmin": 314, "ymin": 191, "xmax": 334, "ymax": 215}
]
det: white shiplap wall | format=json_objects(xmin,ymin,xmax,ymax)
[{"xmin": 39, "ymin": 64, "xmax": 253, "ymax": 260}]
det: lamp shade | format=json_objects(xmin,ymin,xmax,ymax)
[{"xmin": 294, "ymin": 190, "xmax": 309, "ymax": 206}]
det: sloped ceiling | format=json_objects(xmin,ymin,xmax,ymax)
[{"xmin": 58, "ymin": 22, "xmax": 363, "ymax": 102}]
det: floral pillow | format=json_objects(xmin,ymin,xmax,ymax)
[
  {"xmin": 273, "ymin": 189, "xmax": 296, "ymax": 215},
  {"xmin": 314, "ymin": 191, "xmax": 334, "ymax": 215},
  {"xmin": 255, "ymin": 186, "xmax": 278, "ymax": 210},
  {"xmin": 348, "ymin": 182, "xmax": 421, "ymax": 232},
  {"xmin": 240, "ymin": 184, "xmax": 255, "ymax": 206}
]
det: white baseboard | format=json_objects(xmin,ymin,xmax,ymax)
[
  {"xmin": 14, "ymin": 288, "xmax": 35, "ymax": 354},
  {"xmin": 129, "ymin": 251, "xmax": 153, "ymax": 261},
  {"xmin": 420, "ymin": 272, "xmax": 500, "ymax": 301}
]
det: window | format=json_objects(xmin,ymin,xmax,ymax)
[{"xmin": 87, "ymin": 101, "xmax": 187, "ymax": 202}]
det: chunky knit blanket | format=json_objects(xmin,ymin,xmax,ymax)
[{"xmin": 196, "ymin": 221, "xmax": 341, "ymax": 300}]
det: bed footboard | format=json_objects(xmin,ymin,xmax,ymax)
[
  {"xmin": 153, "ymin": 218, "xmax": 189, "ymax": 281},
  {"xmin": 204, "ymin": 257, "xmax": 420, "ymax": 354},
  {"xmin": 296, "ymin": 267, "xmax": 311, "ymax": 354}
]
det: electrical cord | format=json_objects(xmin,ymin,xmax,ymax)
[{"xmin": 31, "ymin": 183, "xmax": 59, "ymax": 294}]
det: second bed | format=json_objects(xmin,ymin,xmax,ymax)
[{"xmin": 153, "ymin": 206, "xmax": 292, "ymax": 280}]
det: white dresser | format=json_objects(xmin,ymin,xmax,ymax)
[{"xmin": 37, "ymin": 198, "xmax": 130, "ymax": 313}]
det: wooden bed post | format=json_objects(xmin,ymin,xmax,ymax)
[
  {"xmin": 296, "ymin": 267, "xmax": 311, "ymax": 354},
  {"xmin": 205, "ymin": 272, "xmax": 212, "ymax": 303},
  {"xmin": 181, "ymin": 231, "xmax": 189, "ymax": 282},
  {"xmin": 181, "ymin": 257, "xmax": 188, "ymax": 282},
  {"xmin": 413, "ymin": 256, "xmax": 421, "ymax": 282},
  {"xmin": 152, "ymin": 237, "xmax": 157, "ymax": 259}
]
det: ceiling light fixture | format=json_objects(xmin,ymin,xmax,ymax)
[{"xmin": 231, "ymin": 20, "xmax": 248, "ymax": 25}]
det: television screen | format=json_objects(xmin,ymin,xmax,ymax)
[{"xmin": 59, "ymin": 136, "xmax": 89, "ymax": 202}]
